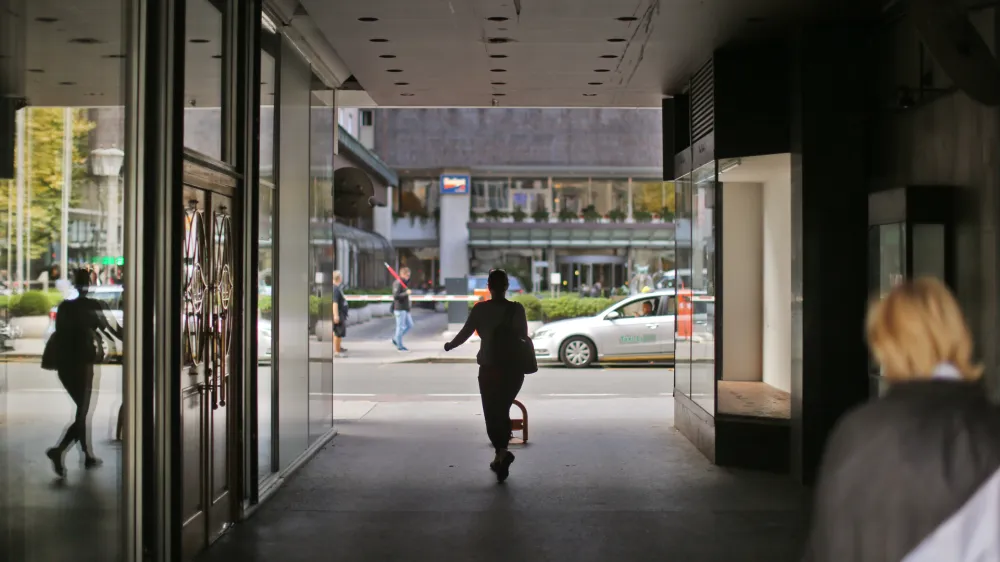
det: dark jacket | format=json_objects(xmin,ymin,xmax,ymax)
[
  {"xmin": 392, "ymin": 279, "xmax": 410, "ymax": 312},
  {"xmin": 448, "ymin": 299, "xmax": 528, "ymax": 368},
  {"xmin": 804, "ymin": 380, "xmax": 1000, "ymax": 562}
]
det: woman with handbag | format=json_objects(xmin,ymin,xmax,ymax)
[
  {"xmin": 444, "ymin": 269, "xmax": 535, "ymax": 483},
  {"xmin": 43, "ymin": 269, "xmax": 123, "ymax": 478}
]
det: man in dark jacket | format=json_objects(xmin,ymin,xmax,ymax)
[{"xmin": 391, "ymin": 267, "xmax": 413, "ymax": 351}]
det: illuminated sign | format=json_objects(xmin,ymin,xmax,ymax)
[{"xmin": 440, "ymin": 174, "xmax": 470, "ymax": 195}]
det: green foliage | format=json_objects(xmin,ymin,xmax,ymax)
[
  {"xmin": 511, "ymin": 294, "xmax": 542, "ymax": 321},
  {"xmin": 343, "ymin": 287, "xmax": 392, "ymax": 310},
  {"xmin": 633, "ymin": 210, "xmax": 652, "ymax": 223},
  {"xmin": 485, "ymin": 209, "xmax": 507, "ymax": 221},
  {"xmin": 609, "ymin": 209, "xmax": 627, "ymax": 222},
  {"xmin": 0, "ymin": 109, "xmax": 96, "ymax": 262},
  {"xmin": 539, "ymin": 296, "xmax": 612, "ymax": 321},
  {"xmin": 531, "ymin": 209, "xmax": 549, "ymax": 222},
  {"xmin": 558, "ymin": 208, "xmax": 578, "ymax": 222},
  {"xmin": 258, "ymin": 295, "xmax": 272, "ymax": 316},
  {"xmin": 511, "ymin": 206, "xmax": 527, "ymax": 222},
  {"xmin": 10, "ymin": 290, "xmax": 52, "ymax": 317},
  {"xmin": 581, "ymin": 204, "xmax": 601, "ymax": 222}
]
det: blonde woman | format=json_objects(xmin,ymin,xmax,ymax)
[{"xmin": 804, "ymin": 277, "xmax": 1000, "ymax": 562}]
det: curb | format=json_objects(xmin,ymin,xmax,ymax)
[{"xmin": 396, "ymin": 357, "xmax": 479, "ymax": 364}]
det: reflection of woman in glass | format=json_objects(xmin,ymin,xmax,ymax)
[{"xmin": 45, "ymin": 269, "xmax": 123, "ymax": 478}]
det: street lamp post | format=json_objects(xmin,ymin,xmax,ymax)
[{"xmin": 91, "ymin": 147, "xmax": 125, "ymax": 267}]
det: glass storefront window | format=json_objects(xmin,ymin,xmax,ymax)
[
  {"xmin": 1, "ymin": 1, "xmax": 130, "ymax": 559},
  {"xmin": 396, "ymin": 178, "xmax": 437, "ymax": 215},
  {"xmin": 183, "ymin": 0, "xmax": 226, "ymax": 161},
  {"xmin": 552, "ymin": 179, "xmax": 586, "ymax": 217},
  {"xmin": 633, "ymin": 180, "xmax": 675, "ymax": 220},
  {"xmin": 510, "ymin": 178, "xmax": 548, "ymax": 213},
  {"xmin": 308, "ymin": 93, "xmax": 335, "ymax": 445},
  {"xmin": 257, "ymin": 29, "xmax": 278, "ymax": 485},
  {"xmin": 471, "ymin": 178, "xmax": 509, "ymax": 212}
]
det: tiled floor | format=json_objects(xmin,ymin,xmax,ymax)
[{"xmin": 200, "ymin": 398, "xmax": 809, "ymax": 562}]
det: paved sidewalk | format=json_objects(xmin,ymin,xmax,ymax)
[{"xmin": 333, "ymin": 338, "xmax": 480, "ymax": 364}]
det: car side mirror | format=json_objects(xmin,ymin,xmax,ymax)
[{"xmin": 605, "ymin": 311, "xmax": 622, "ymax": 321}]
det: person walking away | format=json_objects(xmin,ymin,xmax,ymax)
[
  {"xmin": 803, "ymin": 277, "xmax": 1000, "ymax": 562},
  {"xmin": 45, "ymin": 268, "xmax": 123, "ymax": 478},
  {"xmin": 392, "ymin": 267, "xmax": 414, "ymax": 351},
  {"xmin": 444, "ymin": 269, "xmax": 528, "ymax": 483},
  {"xmin": 331, "ymin": 270, "xmax": 348, "ymax": 358}
]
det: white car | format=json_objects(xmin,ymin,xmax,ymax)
[{"xmin": 530, "ymin": 289, "xmax": 711, "ymax": 368}]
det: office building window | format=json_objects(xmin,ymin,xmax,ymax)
[
  {"xmin": 396, "ymin": 178, "xmax": 438, "ymax": 215},
  {"xmin": 471, "ymin": 179, "xmax": 509, "ymax": 211}
]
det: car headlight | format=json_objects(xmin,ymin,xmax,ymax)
[{"xmin": 531, "ymin": 329, "xmax": 552, "ymax": 340}]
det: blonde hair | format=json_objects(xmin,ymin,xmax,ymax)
[
  {"xmin": 332, "ymin": 270, "xmax": 343, "ymax": 284},
  {"xmin": 866, "ymin": 277, "xmax": 982, "ymax": 381}
]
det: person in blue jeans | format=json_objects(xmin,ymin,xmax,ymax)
[{"xmin": 391, "ymin": 267, "xmax": 413, "ymax": 351}]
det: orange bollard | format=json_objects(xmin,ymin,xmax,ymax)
[{"xmin": 509, "ymin": 399, "xmax": 528, "ymax": 445}]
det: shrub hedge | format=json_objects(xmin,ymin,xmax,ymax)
[
  {"xmin": 538, "ymin": 295, "xmax": 613, "ymax": 322},
  {"xmin": 0, "ymin": 289, "xmax": 66, "ymax": 317}
]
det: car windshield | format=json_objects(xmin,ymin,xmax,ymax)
[{"xmin": 469, "ymin": 276, "xmax": 523, "ymax": 291}]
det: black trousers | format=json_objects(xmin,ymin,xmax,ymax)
[
  {"xmin": 478, "ymin": 366, "xmax": 525, "ymax": 452},
  {"xmin": 56, "ymin": 363, "xmax": 96, "ymax": 454}
]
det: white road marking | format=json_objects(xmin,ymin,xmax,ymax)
[
  {"xmin": 427, "ymin": 393, "xmax": 481, "ymax": 397},
  {"xmin": 331, "ymin": 393, "xmax": 376, "ymax": 397},
  {"xmin": 544, "ymin": 393, "xmax": 619, "ymax": 397}
]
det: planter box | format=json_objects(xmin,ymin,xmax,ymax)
[{"xmin": 12, "ymin": 315, "xmax": 49, "ymax": 339}]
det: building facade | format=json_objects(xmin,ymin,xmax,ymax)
[{"xmin": 371, "ymin": 108, "xmax": 673, "ymax": 294}]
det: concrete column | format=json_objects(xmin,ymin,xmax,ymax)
[
  {"xmin": 373, "ymin": 185, "xmax": 393, "ymax": 240},
  {"xmin": 790, "ymin": 25, "xmax": 872, "ymax": 485},
  {"xmin": 438, "ymin": 170, "xmax": 470, "ymax": 280}
]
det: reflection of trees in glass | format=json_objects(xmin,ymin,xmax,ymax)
[
  {"xmin": 633, "ymin": 181, "xmax": 676, "ymax": 217},
  {"xmin": 0, "ymin": 109, "xmax": 94, "ymax": 261}
]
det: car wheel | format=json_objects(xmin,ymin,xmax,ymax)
[{"xmin": 561, "ymin": 337, "xmax": 595, "ymax": 368}]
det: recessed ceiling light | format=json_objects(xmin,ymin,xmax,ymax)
[
  {"xmin": 27, "ymin": 68, "xmax": 44, "ymax": 73},
  {"xmin": 493, "ymin": 93, "xmax": 506, "ymax": 96},
  {"xmin": 607, "ymin": 38, "xmax": 626, "ymax": 43},
  {"xmin": 617, "ymin": 16, "xmax": 638, "ymax": 22},
  {"xmin": 394, "ymin": 82, "xmax": 409, "ymax": 86},
  {"xmin": 583, "ymin": 93, "xmax": 597, "ymax": 97},
  {"xmin": 588, "ymin": 82, "xmax": 602, "ymax": 85},
  {"xmin": 594, "ymin": 69, "xmax": 611, "ymax": 73},
  {"xmin": 103, "ymin": 54, "xmax": 126, "ymax": 59},
  {"xmin": 58, "ymin": 81, "xmax": 76, "ymax": 86},
  {"xmin": 212, "ymin": 55, "xmax": 222, "ymax": 59},
  {"xmin": 70, "ymin": 37, "xmax": 102, "ymax": 44},
  {"xmin": 189, "ymin": 38, "xmax": 210, "ymax": 44},
  {"xmin": 491, "ymin": 68, "xmax": 507, "ymax": 72},
  {"xmin": 35, "ymin": 17, "xmax": 59, "ymax": 23},
  {"xmin": 370, "ymin": 38, "xmax": 389, "ymax": 43},
  {"xmin": 490, "ymin": 54, "xmax": 508, "ymax": 59},
  {"xmin": 487, "ymin": 16, "xmax": 509, "ymax": 22},
  {"xmin": 379, "ymin": 54, "xmax": 396, "ymax": 58},
  {"xmin": 487, "ymin": 37, "xmax": 513, "ymax": 44},
  {"xmin": 600, "ymin": 54, "xmax": 618, "ymax": 59},
  {"xmin": 358, "ymin": 17, "xmax": 379, "ymax": 22},
  {"xmin": 491, "ymin": 81, "xmax": 506, "ymax": 85},
  {"xmin": 401, "ymin": 93, "xmax": 415, "ymax": 97},
  {"xmin": 386, "ymin": 68, "xmax": 403, "ymax": 73}
]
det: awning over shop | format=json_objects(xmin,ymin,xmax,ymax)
[
  {"xmin": 467, "ymin": 222, "xmax": 686, "ymax": 249},
  {"xmin": 331, "ymin": 221, "xmax": 394, "ymax": 253}
]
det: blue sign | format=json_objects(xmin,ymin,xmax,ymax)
[{"xmin": 440, "ymin": 174, "xmax": 470, "ymax": 195}]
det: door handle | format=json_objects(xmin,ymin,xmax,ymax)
[{"xmin": 645, "ymin": 324, "xmax": 659, "ymax": 329}]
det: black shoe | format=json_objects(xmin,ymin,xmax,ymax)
[
  {"xmin": 84, "ymin": 456, "xmax": 103, "ymax": 469},
  {"xmin": 46, "ymin": 448, "xmax": 67, "ymax": 478},
  {"xmin": 495, "ymin": 451, "xmax": 515, "ymax": 484}
]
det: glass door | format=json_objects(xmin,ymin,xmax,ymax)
[{"xmin": 179, "ymin": 166, "xmax": 239, "ymax": 559}]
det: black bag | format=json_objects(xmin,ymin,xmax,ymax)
[
  {"xmin": 492, "ymin": 302, "xmax": 538, "ymax": 375},
  {"xmin": 41, "ymin": 332, "xmax": 60, "ymax": 371}
]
